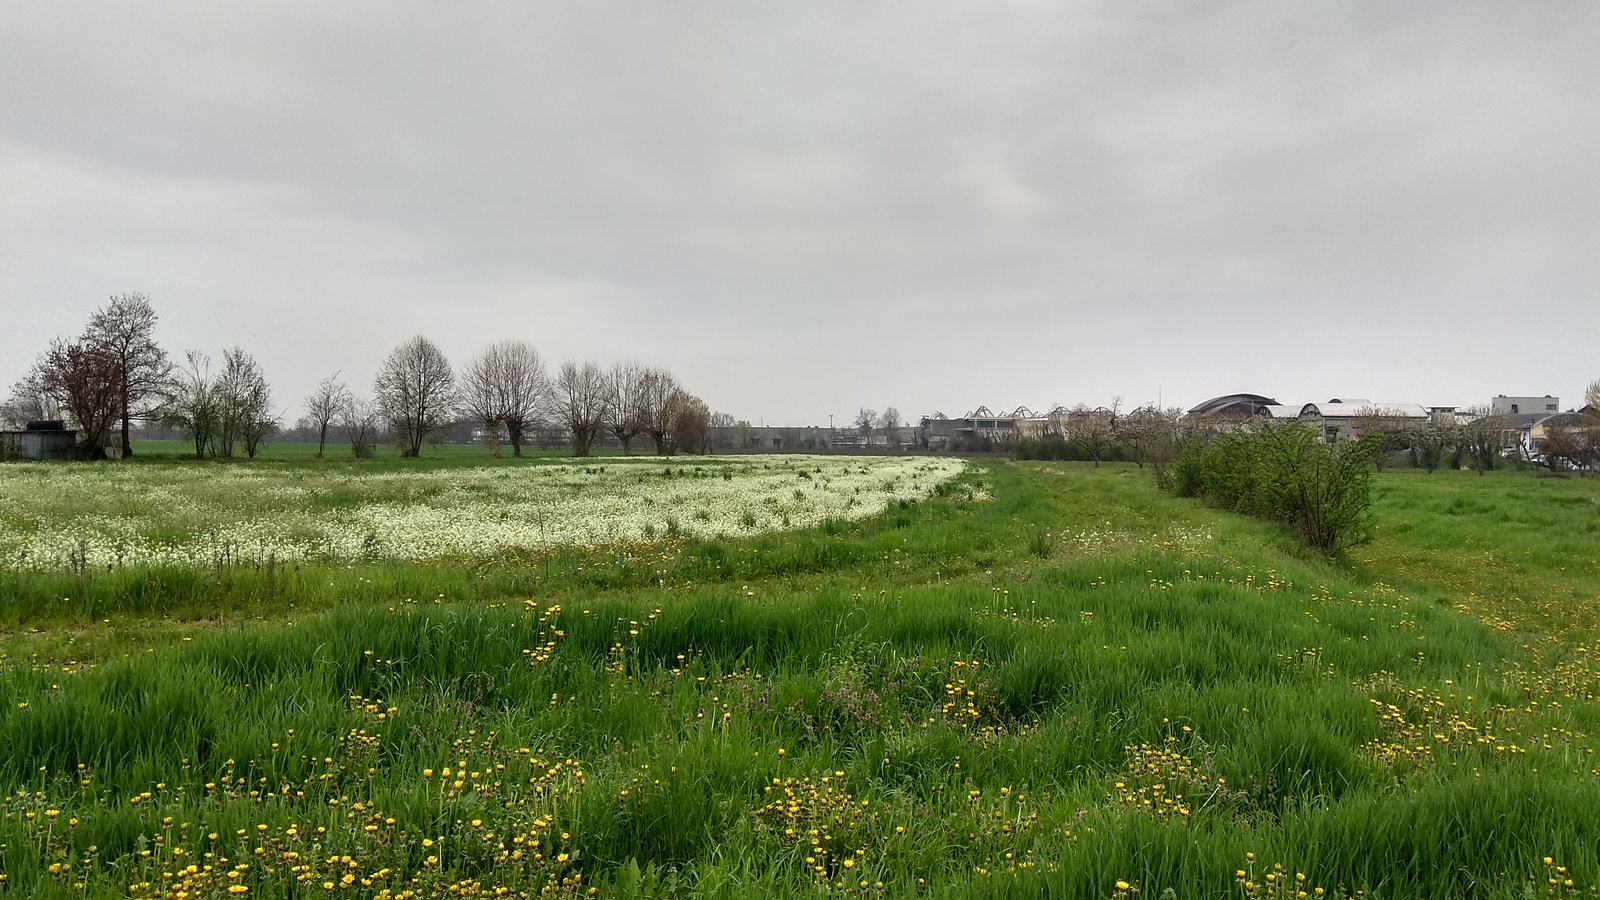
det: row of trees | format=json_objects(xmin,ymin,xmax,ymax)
[
  {"xmin": 1349, "ymin": 390, "xmax": 1600, "ymax": 476},
  {"xmin": 2, "ymin": 294, "xmax": 177, "ymax": 459},
  {"xmin": 1013, "ymin": 402, "xmax": 1195, "ymax": 470},
  {"xmin": 305, "ymin": 336, "xmax": 716, "ymax": 459},
  {"xmin": 1014, "ymin": 387, "xmax": 1600, "ymax": 477},
  {"xmin": 2, "ymin": 295, "xmax": 717, "ymax": 460}
]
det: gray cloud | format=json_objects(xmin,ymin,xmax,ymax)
[{"xmin": 2, "ymin": 2, "xmax": 1596, "ymax": 423}]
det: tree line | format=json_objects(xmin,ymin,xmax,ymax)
[
  {"xmin": 2, "ymin": 295, "xmax": 718, "ymax": 460},
  {"xmin": 1009, "ymin": 391, "xmax": 1600, "ymax": 477}
]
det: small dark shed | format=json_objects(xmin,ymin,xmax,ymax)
[{"xmin": 0, "ymin": 421, "xmax": 78, "ymax": 461}]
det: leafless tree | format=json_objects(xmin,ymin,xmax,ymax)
[
  {"xmin": 160, "ymin": 352, "xmax": 219, "ymax": 459},
  {"xmin": 1409, "ymin": 418, "xmax": 1459, "ymax": 474},
  {"xmin": 639, "ymin": 367, "xmax": 686, "ymax": 455},
  {"xmin": 374, "ymin": 335, "xmax": 456, "ymax": 458},
  {"xmin": 1117, "ymin": 404, "xmax": 1184, "ymax": 472},
  {"xmin": 1064, "ymin": 404, "xmax": 1117, "ymax": 467},
  {"xmin": 214, "ymin": 347, "xmax": 275, "ymax": 459},
  {"xmin": 707, "ymin": 410, "xmax": 736, "ymax": 451},
  {"xmin": 1539, "ymin": 419, "xmax": 1600, "ymax": 474},
  {"xmin": 460, "ymin": 349, "xmax": 506, "ymax": 457},
  {"xmin": 604, "ymin": 360, "xmax": 648, "ymax": 454},
  {"xmin": 1352, "ymin": 407, "xmax": 1415, "ymax": 470},
  {"xmin": 553, "ymin": 360, "xmax": 609, "ymax": 457},
  {"xmin": 340, "ymin": 395, "xmax": 382, "ymax": 459},
  {"xmin": 1459, "ymin": 406, "xmax": 1513, "ymax": 475},
  {"xmin": 855, "ymin": 408, "xmax": 877, "ymax": 444},
  {"xmin": 37, "ymin": 340, "xmax": 122, "ymax": 458},
  {"xmin": 303, "ymin": 373, "xmax": 351, "ymax": 458},
  {"xmin": 1, "ymin": 369, "xmax": 61, "ymax": 429},
  {"xmin": 879, "ymin": 407, "xmax": 902, "ymax": 449},
  {"xmin": 495, "ymin": 341, "xmax": 549, "ymax": 458},
  {"xmin": 83, "ymin": 292, "xmax": 173, "ymax": 458},
  {"xmin": 673, "ymin": 392, "xmax": 712, "ymax": 455},
  {"xmin": 459, "ymin": 340, "xmax": 549, "ymax": 458},
  {"xmin": 1586, "ymin": 378, "xmax": 1600, "ymax": 415}
]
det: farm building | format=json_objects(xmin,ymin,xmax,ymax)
[{"xmin": 0, "ymin": 421, "xmax": 78, "ymax": 461}]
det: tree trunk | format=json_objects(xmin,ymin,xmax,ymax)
[
  {"xmin": 121, "ymin": 383, "xmax": 133, "ymax": 458},
  {"xmin": 317, "ymin": 422, "xmax": 328, "ymax": 458}
]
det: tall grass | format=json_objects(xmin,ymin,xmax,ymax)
[{"xmin": 1, "ymin": 462, "xmax": 1597, "ymax": 897}]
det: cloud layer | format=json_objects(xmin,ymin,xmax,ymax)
[{"xmin": 3, "ymin": 3, "xmax": 1596, "ymax": 422}]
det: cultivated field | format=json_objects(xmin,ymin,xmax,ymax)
[{"xmin": 1, "ymin": 457, "xmax": 1597, "ymax": 899}]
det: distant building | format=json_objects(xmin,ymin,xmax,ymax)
[
  {"xmin": 920, "ymin": 406, "xmax": 1034, "ymax": 450},
  {"xmin": 0, "ymin": 421, "xmax": 77, "ymax": 461},
  {"xmin": 1186, "ymin": 393, "xmax": 1434, "ymax": 443},
  {"xmin": 1491, "ymin": 395, "xmax": 1560, "ymax": 417},
  {"xmin": 1294, "ymin": 399, "xmax": 1429, "ymax": 443},
  {"xmin": 1186, "ymin": 393, "xmax": 1280, "ymax": 420}
]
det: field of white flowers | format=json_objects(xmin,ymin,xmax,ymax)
[{"xmin": 0, "ymin": 455, "xmax": 968, "ymax": 570}]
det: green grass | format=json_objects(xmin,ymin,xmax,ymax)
[{"xmin": 1, "ymin": 461, "xmax": 1598, "ymax": 898}]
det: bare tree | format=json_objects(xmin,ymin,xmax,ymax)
[
  {"xmin": 1, "ymin": 369, "xmax": 61, "ymax": 429},
  {"xmin": 1409, "ymin": 418, "xmax": 1459, "ymax": 474},
  {"xmin": 1352, "ymin": 407, "xmax": 1415, "ymax": 470},
  {"xmin": 708, "ymin": 410, "xmax": 736, "ymax": 451},
  {"xmin": 495, "ymin": 341, "xmax": 549, "ymax": 458},
  {"xmin": 303, "ymin": 373, "xmax": 351, "ymax": 458},
  {"xmin": 1587, "ymin": 378, "xmax": 1600, "ymax": 414},
  {"xmin": 214, "ymin": 347, "xmax": 275, "ymax": 459},
  {"xmin": 879, "ymin": 407, "xmax": 902, "ymax": 449},
  {"xmin": 673, "ymin": 391, "xmax": 712, "ymax": 455},
  {"xmin": 83, "ymin": 292, "xmax": 173, "ymax": 458},
  {"xmin": 639, "ymin": 367, "xmax": 686, "ymax": 455},
  {"xmin": 340, "ymin": 395, "xmax": 382, "ymax": 458},
  {"xmin": 161, "ymin": 352, "xmax": 219, "ymax": 459},
  {"xmin": 855, "ymin": 408, "xmax": 877, "ymax": 445},
  {"xmin": 1539, "ymin": 419, "xmax": 1600, "ymax": 474},
  {"xmin": 37, "ymin": 340, "xmax": 122, "ymax": 458},
  {"xmin": 459, "ymin": 341, "xmax": 548, "ymax": 457},
  {"xmin": 604, "ymin": 360, "xmax": 648, "ymax": 454},
  {"xmin": 1459, "ymin": 406, "xmax": 1513, "ymax": 475},
  {"xmin": 460, "ymin": 348, "xmax": 507, "ymax": 457},
  {"xmin": 1064, "ymin": 405, "xmax": 1117, "ymax": 467},
  {"xmin": 1118, "ymin": 404, "xmax": 1184, "ymax": 471},
  {"xmin": 374, "ymin": 335, "xmax": 457, "ymax": 458},
  {"xmin": 553, "ymin": 360, "xmax": 609, "ymax": 457}
]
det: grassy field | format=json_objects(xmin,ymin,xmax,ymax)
[
  {"xmin": 0, "ymin": 453, "xmax": 963, "ymax": 572},
  {"xmin": 124, "ymin": 441, "xmax": 584, "ymax": 462},
  {"xmin": 0, "ymin": 457, "xmax": 1597, "ymax": 899}
]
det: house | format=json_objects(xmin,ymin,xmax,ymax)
[
  {"xmin": 0, "ymin": 420, "xmax": 78, "ymax": 461},
  {"xmin": 1491, "ymin": 395, "xmax": 1560, "ymax": 417}
]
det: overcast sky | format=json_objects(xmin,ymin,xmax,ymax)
[{"xmin": 2, "ymin": 3, "xmax": 1596, "ymax": 425}]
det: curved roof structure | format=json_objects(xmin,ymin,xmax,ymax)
[
  {"xmin": 1187, "ymin": 393, "xmax": 1278, "ymax": 418},
  {"xmin": 1299, "ymin": 401, "xmax": 1428, "ymax": 419}
]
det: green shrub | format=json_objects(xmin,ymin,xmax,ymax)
[{"xmin": 1165, "ymin": 425, "xmax": 1376, "ymax": 554}]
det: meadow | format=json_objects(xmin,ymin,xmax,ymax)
[
  {"xmin": 0, "ymin": 454, "xmax": 966, "ymax": 570},
  {"xmin": 0, "ymin": 452, "xmax": 1597, "ymax": 899}
]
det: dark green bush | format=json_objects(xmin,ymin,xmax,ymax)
[{"xmin": 1165, "ymin": 425, "xmax": 1376, "ymax": 554}]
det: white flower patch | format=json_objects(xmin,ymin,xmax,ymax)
[{"xmin": 0, "ymin": 456, "xmax": 967, "ymax": 570}]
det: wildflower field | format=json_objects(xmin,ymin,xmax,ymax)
[
  {"xmin": 1, "ymin": 453, "xmax": 1598, "ymax": 899},
  {"xmin": 0, "ymin": 456, "xmax": 967, "ymax": 570}
]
